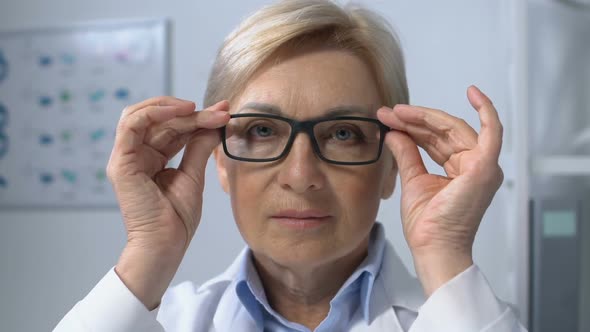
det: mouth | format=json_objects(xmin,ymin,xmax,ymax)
[{"xmin": 270, "ymin": 209, "xmax": 333, "ymax": 230}]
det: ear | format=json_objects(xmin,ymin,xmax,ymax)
[
  {"xmin": 380, "ymin": 153, "xmax": 397, "ymax": 199},
  {"xmin": 214, "ymin": 146, "xmax": 230, "ymax": 194}
]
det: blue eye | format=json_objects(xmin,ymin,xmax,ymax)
[
  {"xmin": 333, "ymin": 128, "xmax": 353, "ymax": 140},
  {"xmin": 250, "ymin": 125, "xmax": 273, "ymax": 137}
]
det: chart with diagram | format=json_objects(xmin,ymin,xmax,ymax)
[{"xmin": 0, "ymin": 19, "xmax": 169, "ymax": 208}]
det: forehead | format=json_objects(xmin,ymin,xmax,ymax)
[{"xmin": 231, "ymin": 49, "xmax": 382, "ymax": 118}]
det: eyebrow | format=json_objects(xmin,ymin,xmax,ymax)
[{"xmin": 238, "ymin": 102, "xmax": 374, "ymax": 119}]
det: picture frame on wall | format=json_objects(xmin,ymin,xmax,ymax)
[{"xmin": 0, "ymin": 18, "xmax": 170, "ymax": 208}]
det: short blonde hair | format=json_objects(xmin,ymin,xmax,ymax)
[{"xmin": 203, "ymin": 0, "xmax": 408, "ymax": 108}]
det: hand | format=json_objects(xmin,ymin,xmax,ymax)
[
  {"xmin": 106, "ymin": 96, "xmax": 230, "ymax": 309},
  {"xmin": 376, "ymin": 86, "xmax": 504, "ymax": 296}
]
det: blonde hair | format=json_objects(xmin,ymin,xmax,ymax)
[{"xmin": 203, "ymin": 0, "xmax": 408, "ymax": 108}]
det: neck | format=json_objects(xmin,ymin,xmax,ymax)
[{"xmin": 252, "ymin": 236, "xmax": 370, "ymax": 330}]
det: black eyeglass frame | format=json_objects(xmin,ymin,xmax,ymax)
[{"xmin": 221, "ymin": 113, "xmax": 391, "ymax": 166}]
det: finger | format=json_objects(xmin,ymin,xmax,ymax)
[
  {"xmin": 115, "ymin": 100, "xmax": 228, "ymax": 156},
  {"xmin": 393, "ymin": 104, "xmax": 477, "ymax": 143},
  {"xmin": 145, "ymin": 101, "xmax": 230, "ymax": 158},
  {"xmin": 177, "ymin": 129, "xmax": 222, "ymax": 187},
  {"xmin": 379, "ymin": 106, "xmax": 477, "ymax": 156},
  {"xmin": 383, "ymin": 129, "xmax": 428, "ymax": 187},
  {"xmin": 392, "ymin": 104, "xmax": 478, "ymax": 149},
  {"xmin": 121, "ymin": 96, "xmax": 195, "ymax": 118},
  {"xmin": 467, "ymin": 85, "xmax": 503, "ymax": 160},
  {"xmin": 378, "ymin": 107, "xmax": 463, "ymax": 166},
  {"xmin": 114, "ymin": 104, "xmax": 194, "ymax": 155}
]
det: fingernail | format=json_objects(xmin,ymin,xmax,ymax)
[
  {"xmin": 182, "ymin": 100, "xmax": 196, "ymax": 109},
  {"xmin": 377, "ymin": 106, "xmax": 392, "ymax": 114},
  {"xmin": 179, "ymin": 98, "xmax": 194, "ymax": 104},
  {"xmin": 212, "ymin": 110, "xmax": 229, "ymax": 119},
  {"xmin": 213, "ymin": 100, "xmax": 229, "ymax": 108},
  {"xmin": 393, "ymin": 104, "xmax": 408, "ymax": 111}
]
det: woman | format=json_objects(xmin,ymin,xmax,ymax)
[{"xmin": 55, "ymin": 1, "xmax": 527, "ymax": 331}]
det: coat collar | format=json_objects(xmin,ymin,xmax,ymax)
[{"xmin": 367, "ymin": 240, "xmax": 424, "ymax": 322}]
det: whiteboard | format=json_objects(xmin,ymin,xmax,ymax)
[{"xmin": 0, "ymin": 19, "xmax": 170, "ymax": 208}]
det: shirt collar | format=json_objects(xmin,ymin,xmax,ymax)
[
  {"xmin": 234, "ymin": 222, "xmax": 388, "ymax": 327},
  {"xmin": 234, "ymin": 249, "xmax": 267, "ymax": 330}
]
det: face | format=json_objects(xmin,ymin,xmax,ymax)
[{"xmin": 215, "ymin": 48, "xmax": 397, "ymax": 270}]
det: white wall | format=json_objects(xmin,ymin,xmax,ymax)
[{"xmin": 0, "ymin": 1, "xmax": 526, "ymax": 331}]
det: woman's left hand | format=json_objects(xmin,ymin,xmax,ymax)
[{"xmin": 376, "ymin": 85, "xmax": 504, "ymax": 296}]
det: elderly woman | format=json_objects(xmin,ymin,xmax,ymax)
[{"xmin": 55, "ymin": 1, "xmax": 527, "ymax": 331}]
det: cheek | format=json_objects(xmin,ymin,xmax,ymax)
[
  {"xmin": 228, "ymin": 166, "xmax": 256, "ymax": 211},
  {"xmin": 226, "ymin": 165, "xmax": 271, "ymax": 238},
  {"xmin": 226, "ymin": 164, "xmax": 248, "ymax": 217},
  {"xmin": 331, "ymin": 168, "xmax": 385, "ymax": 222}
]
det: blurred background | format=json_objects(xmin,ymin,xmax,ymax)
[{"xmin": 0, "ymin": 0, "xmax": 587, "ymax": 331}]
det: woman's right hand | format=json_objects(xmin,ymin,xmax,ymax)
[{"xmin": 106, "ymin": 96, "xmax": 230, "ymax": 310}]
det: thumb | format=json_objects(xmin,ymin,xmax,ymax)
[
  {"xmin": 178, "ymin": 128, "xmax": 221, "ymax": 188},
  {"xmin": 384, "ymin": 130, "xmax": 428, "ymax": 187}
]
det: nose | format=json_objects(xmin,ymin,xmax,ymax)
[{"xmin": 276, "ymin": 133, "xmax": 326, "ymax": 194}]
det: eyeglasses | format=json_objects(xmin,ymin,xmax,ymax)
[{"xmin": 221, "ymin": 113, "xmax": 390, "ymax": 165}]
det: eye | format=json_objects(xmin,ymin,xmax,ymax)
[
  {"xmin": 332, "ymin": 127, "xmax": 355, "ymax": 141},
  {"xmin": 249, "ymin": 125, "xmax": 273, "ymax": 137}
]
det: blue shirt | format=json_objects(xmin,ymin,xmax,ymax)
[{"xmin": 234, "ymin": 223, "xmax": 386, "ymax": 332}]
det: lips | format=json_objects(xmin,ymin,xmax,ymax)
[
  {"xmin": 271, "ymin": 209, "xmax": 331, "ymax": 219},
  {"xmin": 270, "ymin": 209, "xmax": 333, "ymax": 230}
]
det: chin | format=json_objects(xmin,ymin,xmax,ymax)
[{"xmin": 258, "ymin": 236, "xmax": 347, "ymax": 268}]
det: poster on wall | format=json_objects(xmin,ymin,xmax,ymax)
[{"xmin": 0, "ymin": 19, "xmax": 170, "ymax": 208}]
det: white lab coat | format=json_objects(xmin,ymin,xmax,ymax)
[{"xmin": 54, "ymin": 240, "xmax": 527, "ymax": 332}]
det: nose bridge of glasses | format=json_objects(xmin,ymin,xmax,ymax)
[
  {"xmin": 284, "ymin": 120, "xmax": 322, "ymax": 156},
  {"xmin": 285, "ymin": 121, "xmax": 321, "ymax": 158}
]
